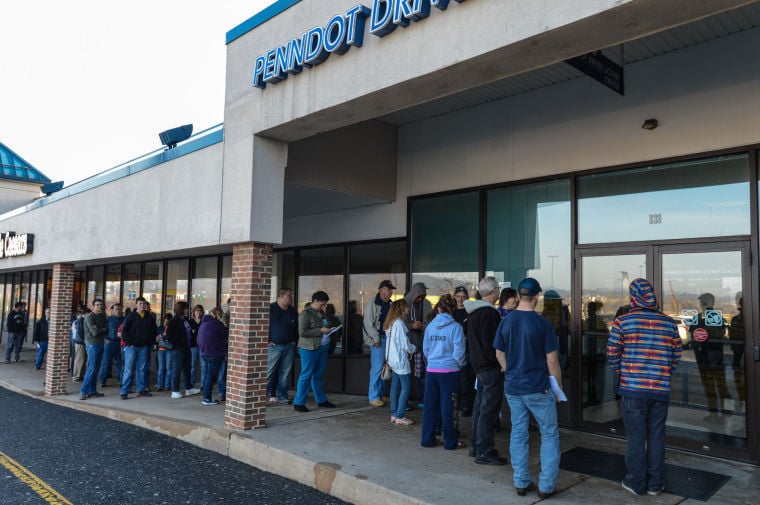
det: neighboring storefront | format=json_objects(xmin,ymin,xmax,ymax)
[{"xmin": 1, "ymin": 0, "xmax": 759, "ymax": 462}]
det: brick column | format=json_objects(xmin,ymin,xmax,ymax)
[
  {"xmin": 224, "ymin": 242, "xmax": 272, "ymax": 430},
  {"xmin": 45, "ymin": 264, "xmax": 74, "ymax": 396}
]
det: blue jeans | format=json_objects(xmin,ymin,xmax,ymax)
[
  {"xmin": 5, "ymin": 332, "xmax": 24, "ymax": 361},
  {"xmin": 294, "ymin": 345, "xmax": 329, "ymax": 406},
  {"xmin": 472, "ymin": 367, "xmax": 504, "ymax": 457},
  {"xmin": 80, "ymin": 344, "xmax": 104, "ymax": 396},
  {"xmin": 421, "ymin": 371, "xmax": 460, "ymax": 449},
  {"xmin": 621, "ymin": 396, "xmax": 669, "ymax": 495},
  {"xmin": 169, "ymin": 349, "xmax": 193, "ymax": 392},
  {"xmin": 217, "ymin": 359, "xmax": 227, "ymax": 397},
  {"xmin": 267, "ymin": 343, "xmax": 295, "ymax": 400},
  {"xmin": 156, "ymin": 349, "xmax": 171, "ymax": 389},
  {"xmin": 507, "ymin": 391, "xmax": 561, "ymax": 494},
  {"xmin": 142, "ymin": 347, "xmax": 151, "ymax": 390},
  {"xmin": 368, "ymin": 337, "xmax": 387, "ymax": 401},
  {"xmin": 121, "ymin": 346, "xmax": 150, "ymax": 395},
  {"xmin": 190, "ymin": 347, "xmax": 199, "ymax": 387},
  {"xmin": 201, "ymin": 355, "xmax": 225, "ymax": 401},
  {"xmin": 390, "ymin": 372, "xmax": 411, "ymax": 419},
  {"xmin": 34, "ymin": 341, "xmax": 48, "ymax": 369},
  {"xmin": 98, "ymin": 340, "xmax": 123, "ymax": 385}
]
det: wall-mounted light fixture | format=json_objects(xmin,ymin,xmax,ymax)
[{"xmin": 641, "ymin": 118, "xmax": 659, "ymax": 130}]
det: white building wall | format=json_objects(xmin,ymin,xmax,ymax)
[
  {"xmin": 0, "ymin": 180, "xmax": 41, "ymax": 215},
  {"xmin": 281, "ymin": 26, "xmax": 760, "ymax": 247},
  {"xmin": 0, "ymin": 143, "xmax": 225, "ymax": 272}
]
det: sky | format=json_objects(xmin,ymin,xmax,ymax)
[{"xmin": 0, "ymin": 0, "xmax": 275, "ymax": 186}]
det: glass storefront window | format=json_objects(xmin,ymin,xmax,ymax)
[
  {"xmin": 411, "ymin": 192, "xmax": 479, "ymax": 301},
  {"xmin": 486, "ymin": 179, "xmax": 572, "ymax": 299},
  {"xmin": 348, "ymin": 241, "xmax": 406, "ymax": 355},
  {"xmin": 28, "ymin": 272, "xmax": 38, "ymax": 329},
  {"xmin": 192, "ymin": 257, "xmax": 218, "ymax": 312},
  {"xmin": 166, "ymin": 259, "xmax": 189, "ymax": 315},
  {"xmin": 105, "ymin": 265, "xmax": 122, "ymax": 309},
  {"xmin": 72, "ymin": 271, "xmax": 85, "ymax": 308},
  {"xmin": 143, "ymin": 262, "xmax": 164, "ymax": 316},
  {"xmin": 272, "ymin": 251, "xmax": 295, "ymax": 304},
  {"xmin": 578, "ymin": 154, "xmax": 750, "ymax": 244},
  {"xmin": 34, "ymin": 273, "xmax": 44, "ymax": 320},
  {"xmin": 123, "ymin": 263, "xmax": 141, "ymax": 311},
  {"xmin": 299, "ymin": 247, "xmax": 344, "ymax": 354},
  {"xmin": 20, "ymin": 272, "xmax": 30, "ymax": 312},
  {"xmin": 0, "ymin": 275, "xmax": 6, "ymax": 341},
  {"xmin": 220, "ymin": 256, "xmax": 232, "ymax": 315},
  {"xmin": 87, "ymin": 266, "xmax": 104, "ymax": 307}
]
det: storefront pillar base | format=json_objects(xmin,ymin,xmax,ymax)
[
  {"xmin": 224, "ymin": 242, "xmax": 272, "ymax": 430},
  {"xmin": 45, "ymin": 263, "xmax": 74, "ymax": 396}
]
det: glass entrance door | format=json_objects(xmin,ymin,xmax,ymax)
[
  {"xmin": 659, "ymin": 248, "xmax": 747, "ymax": 451},
  {"xmin": 577, "ymin": 243, "xmax": 751, "ymax": 457},
  {"xmin": 579, "ymin": 252, "xmax": 648, "ymax": 428}
]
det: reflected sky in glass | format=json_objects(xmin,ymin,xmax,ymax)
[{"xmin": 579, "ymin": 183, "xmax": 749, "ymax": 243}]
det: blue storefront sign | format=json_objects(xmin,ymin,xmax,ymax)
[{"xmin": 252, "ymin": 0, "xmax": 467, "ymax": 89}]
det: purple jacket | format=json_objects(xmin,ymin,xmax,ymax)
[{"xmin": 197, "ymin": 315, "xmax": 228, "ymax": 358}]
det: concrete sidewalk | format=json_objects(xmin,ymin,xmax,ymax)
[{"xmin": 0, "ymin": 347, "xmax": 756, "ymax": 505}]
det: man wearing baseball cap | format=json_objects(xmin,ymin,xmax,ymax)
[
  {"xmin": 494, "ymin": 277, "xmax": 563, "ymax": 499},
  {"xmin": 363, "ymin": 280, "xmax": 396, "ymax": 407}
]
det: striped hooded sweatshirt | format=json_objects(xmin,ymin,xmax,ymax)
[{"xmin": 607, "ymin": 278, "xmax": 682, "ymax": 401}]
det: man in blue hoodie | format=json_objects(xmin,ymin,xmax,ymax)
[{"xmin": 494, "ymin": 278, "xmax": 563, "ymax": 499}]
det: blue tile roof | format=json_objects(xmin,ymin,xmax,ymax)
[{"xmin": 0, "ymin": 141, "xmax": 51, "ymax": 184}]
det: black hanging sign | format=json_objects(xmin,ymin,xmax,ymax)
[{"xmin": 567, "ymin": 51, "xmax": 624, "ymax": 95}]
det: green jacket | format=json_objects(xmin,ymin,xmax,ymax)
[{"xmin": 298, "ymin": 306, "xmax": 325, "ymax": 351}]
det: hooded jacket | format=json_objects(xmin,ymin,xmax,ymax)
[
  {"xmin": 607, "ymin": 278, "xmax": 682, "ymax": 401},
  {"xmin": 403, "ymin": 283, "xmax": 432, "ymax": 347},
  {"xmin": 464, "ymin": 299, "xmax": 502, "ymax": 373},
  {"xmin": 387, "ymin": 319, "xmax": 416, "ymax": 374},
  {"xmin": 423, "ymin": 313, "xmax": 466, "ymax": 372},
  {"xmin": 197, "ymin": 314, "xmax": 229, "ymax": 357}
]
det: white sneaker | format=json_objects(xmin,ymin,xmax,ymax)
[
  {"xmin": 170, "ymin": 392, "xmax": 183, "ymax": 399},
  {"xmin": 185, "ymin": 388, "xmax": 201, "ymax": 396}
]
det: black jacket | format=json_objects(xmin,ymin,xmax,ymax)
[
  {"xmin": 33, "ymin": 317, "xmax": 49, "ymax": 343},
  {"xmin": 167, "ymin": 316, "xmax": 190, "ymax": 351},
  {"xmin": 122, "ymin": 311, "xmax": 157, "ymax": 347},
  {"xmin": 466, "ymin": 305, "xmax": 502, "ymax": 373},
  {"xmin": 7, "ymin": 310, "xmax": 26, "ymax": 333}
]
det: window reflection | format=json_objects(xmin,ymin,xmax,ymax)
[
  {"xmin": 143, "ymin": 262, "xmax": 163, "ymax": 316},
  {"xmin": 487, "ymin": 180, "xmax": 571, "ymax": 294},
  {"xmin": 87, "ymin": 266, "xmax": 104, "ymax": 306},
  {"xmin": 300, "ymin": 247, "xmax": 344, "ymax": 354},
  {"xmin": 105, "ymin": 265, "xmax": 122, "ymax": 309},
  {"xmin": 192, "ymin": 257, "xmax": 218, "ymax": 312},
  {"xmin": 220, "ymin": 256, "xmax": 232, "ymax": 314},
  {"xmin": 412, "ymin": 192, "xmax": 478, "ymax": 304},
  {"xmin": 166, "ymin": 259, "xmax": 189, "ymax": 316},
  {"xmin": 662, "ymin": 251, "xmax": 745, "ymax": 441},
  {"xmin": 578, "ymin": 155, "xmax": 750, "ymax": 244},
  {"xmin": 348, "ymin": 241, "xmax": 406, "ymax": 355}
]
